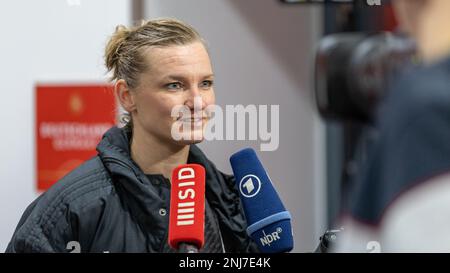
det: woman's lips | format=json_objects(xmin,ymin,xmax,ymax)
[{"xmin": 178, "ymin": 117, "xmax": 209, "ymax": 125}]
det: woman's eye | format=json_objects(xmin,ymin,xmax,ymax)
[
  {"xmin": 166, "ymin": 82, "xmax": 183, "ymax": 90},
  {"xmin": 200, "ymin": 80, "xmax": 213, "ymax": 89}
]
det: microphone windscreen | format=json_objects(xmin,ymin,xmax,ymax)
[
  {"xmin": 168, "ymin": 164, "xmax": 206, "ymax": 250},
  {"xmin": 230, "ymin": 148, "xmax": 293, "ymax": 253}
]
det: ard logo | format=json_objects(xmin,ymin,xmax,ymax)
[{"xmin": 239, "ymin": 174, "xmax": 261, "ymax": 198}]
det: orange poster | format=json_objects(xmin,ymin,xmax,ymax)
[{"xmin": 36, "ymin": 84, "xmax": 116, "ymax": 191}]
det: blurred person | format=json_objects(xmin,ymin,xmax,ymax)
[
  {"xmin": 6, "ymin": 18, "xmax": 258, "ymax": 253},
  {"xmin": 335, "ymin": 0, "xmax": 450, "ymax": 252}
]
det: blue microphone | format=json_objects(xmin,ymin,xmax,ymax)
[{"xmin": 230, "ymin": 148, "xmax": 293, "ymax": 253}]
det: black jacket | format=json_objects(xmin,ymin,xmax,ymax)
[{"xmin": 6, "ymin": 126, "xmax": 258, "ymax": 253}]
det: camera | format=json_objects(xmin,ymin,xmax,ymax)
[{"xmin": 315, "ymin": 32, "xmax": 418, "ymax": 123}]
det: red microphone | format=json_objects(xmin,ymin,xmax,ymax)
[{"xmin": 168, "ymin": 164, "xmax": 206, "ymax": 253}]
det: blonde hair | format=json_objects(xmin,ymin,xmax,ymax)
[{"xmin": 105, "ymin": 18, "xmax": 203, "ymax": 89}]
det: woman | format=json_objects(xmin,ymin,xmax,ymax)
[{"xmin": 6, "ymin": 18, "xmax": 258, "ymax": 253}]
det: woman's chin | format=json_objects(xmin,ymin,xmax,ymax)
[
  {"xmin": 185, "ymin": 138, "xmax": 204, "ymax": 145},
  {"xmin": 171, "ymin": 130, "xmax": 205, "ymax": 146}
]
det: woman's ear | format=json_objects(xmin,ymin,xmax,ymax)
[{"xmin": 115, "ymin": 79, "xmax": 136, "ymax": 113}]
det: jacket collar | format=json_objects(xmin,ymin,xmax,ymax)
[{"xmin": 96, "ymin": 126, "xmax": 213, "ymax": 181}]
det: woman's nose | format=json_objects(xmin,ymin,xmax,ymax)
[{"xmin": 184, "ymin": 86, "xmax": 206, "ymax": 110}]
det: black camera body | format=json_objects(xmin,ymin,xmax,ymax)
[{"xmin": 315, "ymin": 32, "xmax": 417, "ymax": 123}]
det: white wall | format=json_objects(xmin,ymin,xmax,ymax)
[
  {"xmin": 145, "ymin": 0, "xmax": 325, "ymax": 252},
  {"xmin": 0, "ymin": 0, "xmax": 130, "ymax": 251}
]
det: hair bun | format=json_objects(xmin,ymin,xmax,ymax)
[{"xmin": 105, "ymin": 25, "xmax": 132, "ymax": 77}]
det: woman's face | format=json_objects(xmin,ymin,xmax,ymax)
[{"xmin": 130, "ymin": 41, "xmax": 215, "ymax": 146}]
